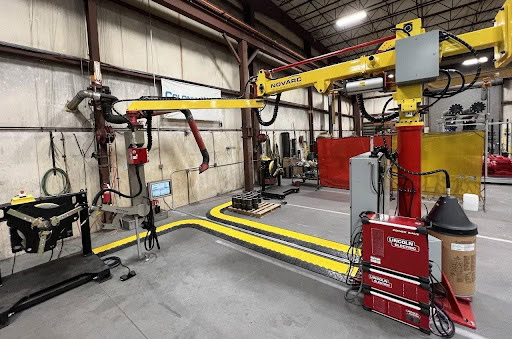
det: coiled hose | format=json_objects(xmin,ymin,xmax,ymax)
[{"xmin": 41, "ymin": 168, "xmax": 71, "ymax": 196}]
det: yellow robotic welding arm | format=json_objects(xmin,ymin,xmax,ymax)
[
  {"xmin": 254, "ymin": 0, "xmax": 512, "ymax": 121},
  {"xmin": 123, "ymin": 1, "xmax": 512, "ymax": 125},
  {"xmin": 124, "ymin": 0, "xmax": 512, "ymax": 122}
]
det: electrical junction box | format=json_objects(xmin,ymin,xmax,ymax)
[
  {"xmin": 127, "ymin": 147, "xmax": 148, "ymax": 165},
  {"xmin": 396, "ymin": 30, "xmax": 440, "ymax": 86}
]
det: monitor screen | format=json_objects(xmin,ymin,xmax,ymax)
[{"xmin": 148, "ymin": 180, "xmax": 172, "ymax": 199}]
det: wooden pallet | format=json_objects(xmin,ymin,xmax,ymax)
[{"xmin": 227, "ymin": 202, "xmax": 281, "ymax": 218}]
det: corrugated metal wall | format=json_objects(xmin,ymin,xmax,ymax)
[{"xmin": 0, "ymin": 0, "xmax": 352, "ymax": 259}]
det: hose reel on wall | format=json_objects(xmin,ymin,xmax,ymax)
[{"xmin": 42, "ymin": 131, "xmax": 71, "ymax": 196}]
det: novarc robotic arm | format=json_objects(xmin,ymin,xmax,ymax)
[
  {"xmin": 86, "ymin": 0, "xmax": 512, "ymax": 218},
  {"xmin": 121, "ymin": 1, "xmax": 512, "ymax": 128}
]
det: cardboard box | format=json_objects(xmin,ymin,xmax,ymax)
[{"xmin": 430, "ymin": 231, "xmax": 476, "ymax": 297}]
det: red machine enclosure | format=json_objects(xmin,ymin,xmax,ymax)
[
  {"xmin": 363, "ymin": 289, "xmax": 430, "ymax": 332},
  {"xmin": 127, "ymin": 147, "xmax": 148, "ymax": 165},
  {"xmin": 363, "ymin": 266, "xmax": 430, "ymax": 305},
  {"xmin": 362, "ymin": 214, "xmax": 429, "ymax": 279}
]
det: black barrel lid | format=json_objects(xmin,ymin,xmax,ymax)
[{"xmin": 425, "ymin": 195, "xmax": 478, "ymax": 236}]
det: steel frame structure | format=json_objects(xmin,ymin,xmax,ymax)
[{"xmin": 274, "ymin": 0, "xmax": 504, "ymax": 61}]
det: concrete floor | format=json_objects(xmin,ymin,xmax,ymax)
[{"xmin": 1, "ymin": 181, "xmax": 511, "ymax": 338}]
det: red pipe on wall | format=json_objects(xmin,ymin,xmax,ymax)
[{"xmin": 271, "ymin": 35, "xmax": 396, "ymax": 73}]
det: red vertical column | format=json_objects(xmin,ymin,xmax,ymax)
[{"xmin": 397, "ymin": 125, "xmax": 423, "ymax": 218}]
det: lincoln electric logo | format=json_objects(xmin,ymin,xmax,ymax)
[
  {"xmin": 369, "ymin": 274, "xmax": 392, "ymax": 288},
  {"xmin": 270, "ymin": 77, "xmax": 302, "ymax": 88},
  {"xmin": 387, "ymin": 237, "xmax": 420, "ymax": 252}
]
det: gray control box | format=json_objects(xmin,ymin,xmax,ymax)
[
  {"xmin": 396, "ymin": 30, "xmax": 440, "ymax": 86},
  {"xmin": 429, "ymin": 234, "xmax": 442, "ymax": 281},
  {"xmin": 350, "ymin": 152, "xmax": 389, "ymax": 237}
]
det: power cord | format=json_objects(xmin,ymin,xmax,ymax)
[
  {"xmin": 344, "ymin": 221, "xmax": 363, "ymax": 305},
  {"xmin": 142, "ymin": 198, "xmax": 160, "ymax": 252},
  {"xmin": 103, "ymin": 256, "xmax": 136, "ymax": 281},
  {"xmin": 429, "ymin": 261, "xmax": 455, "ymax": 338}
]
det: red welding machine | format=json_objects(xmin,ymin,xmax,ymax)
[
  {"xmin": 361, "ymin": 213, "xmax": 431, "ymax": 334},
  {"xmin": 127, "ymin": 147, "xmax": 148, "ymax": 165}
]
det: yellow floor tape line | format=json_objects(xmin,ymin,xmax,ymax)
[
  {"xmin": 93, "ymin": 218, "xmax": 357, "ymax": 282},
  {"xmin": 208, "ymin": 201, "xmax": 359, "ymax": 257}
]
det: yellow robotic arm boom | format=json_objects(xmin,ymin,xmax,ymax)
[{"xmin": 124, "ymin": 0, "xmax": 512, "ymax": 119}]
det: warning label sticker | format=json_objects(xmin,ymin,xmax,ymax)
[{"xmin": 451, "ymin": 243, "xmax": 475, "ymax": 252}]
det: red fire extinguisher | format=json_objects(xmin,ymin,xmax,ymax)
[{"xmin": 102, "ymin": 183, "xmax": 111, "ymax": 204}]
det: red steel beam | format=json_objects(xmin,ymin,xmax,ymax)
[
  {"xmin": 271, "ymin": 35, "xmax": 395, "ymax": 73},
  {"xmin": 85, "ymin": 0, "xmax": 111, "ymax": 196}
]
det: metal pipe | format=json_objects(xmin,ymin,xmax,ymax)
[
  {"xmin": 507, "ymin": 119, "xmax": 510, "ymax": 155},
  {"xmin": 66, "ymin": 90, "xmax": 100, "ymax": 112},
  {"xmin": 271, "ymin": 35, "xmax": 395, "ymax": 73},
  {"xmin": 491, "ymin": 119, "xmax": 495, "ymax": 154}
]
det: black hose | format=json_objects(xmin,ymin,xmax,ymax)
[
  {"xmin": 419, "ymin": 70, "xmax": 452, "ymax": 114},
  {"xmin": 91, "ymin": 164, "xmax": 143, "ymax": 207},
  {"xmin": 146, "ymin": 111, "xmax": 153, "ymax": 152},
  {"xmin": 257, "ymin": 94, "xmax": 280, "ymax": 126},
  {"xmin": 143, "ymin": 200, "xmax": 160, "ymax": 251},
  {"xmin": 374, "ymin": 138, "xmax": 451, "ymax": 195},
  {"xmin": 100, "ymin": 94, "xmax": 132, "ymax": 126},
  {"xmin": 356, "ymin": 94, "xmax": 399, "ymax": 123},
  {"xmin": 442, "ymin": 31, "xmax": 480, "ymax": 91}
]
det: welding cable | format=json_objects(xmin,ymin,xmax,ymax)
[
  {"xmin": 424, "ymin": 69, "xmax": 465, "ymax": 99},
  {"xmin": 257, "ymin": 93, "xmax": 281, "ymax": 126},
  {"xmin": 378, "ymin": 137, "xmax": 451, "ymax": 196},
  {"xmin": 429, "ymin": 271, "xmax": 455, "ymax": 338},
  {"xmin": 356, "ymin": 94, "xmax": 399, "ymax": 123},
  {"xmin": 389, "ymin": 170, "xmax": 415, "ymax": 217},
  {"xmin": 344, "ymin": 221, "xmax": 363, "ymax": 304},
  {"xmin": 441, "ymin": 31, "xmax": 481, "ymax": 92},
  {"xmin": 146, "ymin": 111, "xmax": 153, "ymax": 152},
  {"xmin": 419, "ymin": 70, "xmax": 452, "ymax": 114},
  {"xmin": 102, "ymin": 256, "xmax": 135, "ymax": 282},
  {"xmin": 181, "ymin": 109, "xmax": 210, "ymax": 173},
  {"xmin": 142, "ymin": 199, "xmax": 160, "ymax": 251},
  {"xmin": 91, "ymin": 164, "xmax": 143, "ymax": 207}
]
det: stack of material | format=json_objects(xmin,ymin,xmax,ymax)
[{"xmin": 231, "ymin": 191, "xmax": 262, "ymax": 211}]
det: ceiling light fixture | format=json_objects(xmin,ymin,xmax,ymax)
[
  {"xmin": 462, "ymin": 56, "xmax": 488, "ymax": 66},
  {"xmin": 336, "ymin": 11, "xmax": 367, "ymax": 28}
]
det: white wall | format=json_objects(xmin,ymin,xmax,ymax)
[{"xmin": 0, "ymin": 0, "xmax": 353, "ymax": 259}]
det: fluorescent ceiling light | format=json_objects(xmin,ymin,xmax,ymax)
[
  {"xmin": 336, "ymin": 11, "xmax": 367, "ymax": 28},
  {"xmin": 462, "ymin": 56, "xmax": 488, "ymax": 66}
]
